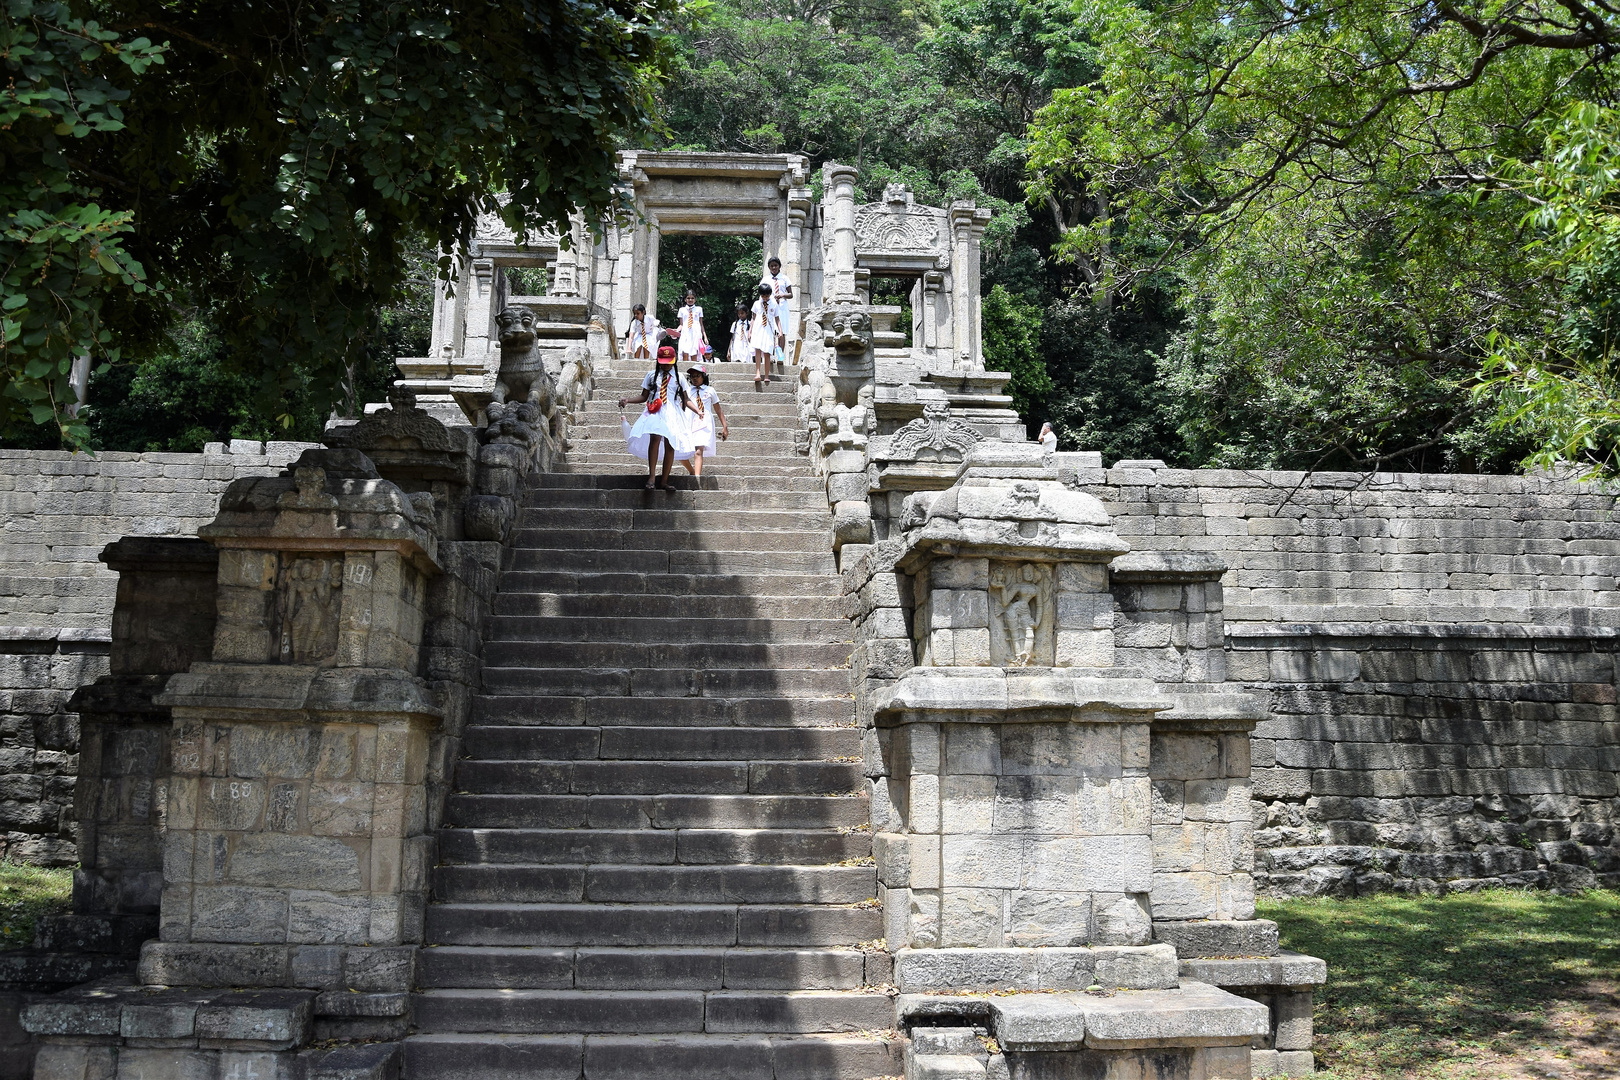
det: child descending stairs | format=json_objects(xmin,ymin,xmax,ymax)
[{"xmin": 406, "ymin": 369, "xmax": 900, "ymax": 1079}]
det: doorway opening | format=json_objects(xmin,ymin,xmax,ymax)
[
  {"xmin": 656, "ymin": 234, "xmax": 765, "ymax": 362},
  {"xmin": 869, "ymin": 274, "xmax": 915, "ymax": 347}
]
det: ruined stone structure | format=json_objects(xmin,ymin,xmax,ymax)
[{"xmin": 0, "ymin": 151, "xmax": 1614, "ymax": 1078}]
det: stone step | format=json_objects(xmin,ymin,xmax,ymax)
[
  {"xmin": 471, "ymin": 695, "xmax": 853, "ymax": 728},
  {"xmin": 445, "ymin": 794, "xmax": 869, "ymax": 831},
  {"xmin": 530, "ymin": 473, "xmax": 823, "ymax": 492},
  {"xmin": 412, "ymin": 988, "xmax": 894, "ymax": 1036},
  {"xmin": 417, "ymin": 946, "xmax": 875, "ymax": 990},
  {"xmin": 521, "ymin": 489, "xmax": 827, "ymax": 511},
  {"xmin": 478, "ymin": 666, "xmax": 853, "ymax": 700},
  {"xmin": 463, "ymin": 726, "xmax": 860, "ymax": 761},
  {"xmin": 509, "ymin": 508, "xmax": 831, "ymax": 532},
  {"xmin": 558, "ymin": 459, "xmax": 811, "ymax": 475},
  {"xmin": 402, "ymin": 1031, "xmax": 901, "ymax": 1080},
  {"xmin": 480, "ymin": 642, "xmax": 851, "ymax": 672},
  {"xmin": 574, "ymin": 424, "xmax": 800, "ymax": 441},
  {"xmin": 439, "ymin": 829, "xmax": 871, "ymax": 867},
  {"xmin": 508, "ymin": 530, "xmax": 828, "ymax": 554},
  {"xmin": 424, "ymin": 903, "xmax": 883, "ymax": 948},
  {"xmin": 504, "ymin": 548, "xmax": 835, "ymax": 575},
  {"xmin": 483, "ymin": 616, "xmax": 850, "ymax": 646},
  {"xmin": 492, "ymin": 572, "xmax": 841, "ymax": 599},
  {"xmin": 491, "ymin": 591, "xmax": 844, "ymax": 620},
  {"xmin": 432, "ymin": 863, "xmax": 876, "ymax": 904},
  {"xmin": 450, "ymin": 760, "xmax": 866, "ymax": 796}
]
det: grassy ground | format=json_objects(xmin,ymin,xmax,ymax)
[
  {"xmin": 1261, "ymin": 890, "xmax": 1620, "ymax": 1080},
  {"xmin": 0, "ymin": 863, "xmax": 72, "ymax": 950}
]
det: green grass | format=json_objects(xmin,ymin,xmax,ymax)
[
  {"xmin": 1262, "ymin": 890, "xmax": 1620, "ymax": 1080},
  {"xmin": 0, "ymin": 863, "xmax": 72, "ymax": 951}
]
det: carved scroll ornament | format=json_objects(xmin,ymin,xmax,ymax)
[{"xmin": 887, "ymin": 401, "xmax": 982, "ymax": 462}]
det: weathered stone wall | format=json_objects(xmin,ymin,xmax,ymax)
[
  {"xmin": 1074, "ymin": 461, "xmax": 1620, "ymax": 628},
  {"xmin": 1069, "ymin": 461, "xmax": 1620, "ymax": 894},
  {"xmin": 1232, "ymin": 624, "xmax": 1620, "ymax": 895},
  {"xmin": 0, "ymin": 443, "xmax": 314, "ymax": 866}
]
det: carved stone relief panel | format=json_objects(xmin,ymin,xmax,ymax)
[
  {"xmin": 989, "ymin": 561, "xmax": 1054, "ymax": 667},
  {"xmin": 278, "ymin": 556, "xmax": 343, "ymax": 664}
]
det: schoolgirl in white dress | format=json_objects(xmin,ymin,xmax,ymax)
[
  {"xmin": 618, "ymin": 346, "xmax": 698, "ymax": 490},
  {"xmin": 748, "ymin": 283, "xmax": 780, "ymax": 386},
  {"xmin": 677, "ymin": 364, "xmax": 728, "ymax": 478},
  {"xmin": 624, "ymin": 303, "xmax": 659, "ymax": 361},
  {"xmin": 675, "ymin": 289, "xmax": 708, "ymax": 362},
  {"xmin": 727, "ymin": 305, "xmax": 751, "ymax": 363},
  {"xmin": 760, "ymin": 256, "xmax": 794, "ymax": 356}
]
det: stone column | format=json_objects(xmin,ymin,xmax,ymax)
[
  {"xmin": 948, "ymin": 203, "xmax": 977, "ymax": 372},
  {"xmin": 644, "ymin": 218, "xmax": 662, "ymax": 320},
  {"xmin": 462, "ymin": 258, "xmax": 499, "ymax": 371},
  {"xmin": 825, "ymin": 163, "xmax": 859, "ymax": 301},
  {"xmin": 141, "ymin": 448, "xmax": 441, "ymax": 999},
  {"xmin": 920, "ymin": 270, "xmax": 943, "ymax": 366}
]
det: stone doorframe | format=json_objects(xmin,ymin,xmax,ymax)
[{"xmin": 611, "ymin": 152, "xmax": 816, "ymax": 340}]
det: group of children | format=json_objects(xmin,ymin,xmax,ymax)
[
  {"xmin": 622, "ymin": 257, "xmax": 795, "ymax": 387},
  {"xmin": 616, "ymin": 258, "xmax": 795, "ymax": 489}
]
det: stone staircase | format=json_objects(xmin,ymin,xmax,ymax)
[{"xmin": 406, "ymin": 368, "xmax": 901, "ymax": 1079}]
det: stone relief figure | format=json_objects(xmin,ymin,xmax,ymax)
[
  {"xmin": 820, "ymin": 381, "xmax": 875, "ymax": 452},
  {"xmin": 276, "ymin": 466, "xmax": 339, "ymax": 511},
  {"xmin": 494, "ymin": 303, "xmax": 557, "ymax": 415},
  {"xmin": 990, "ymin": 561, "xmax": 1054, "ymax": 667},
  {"xmin": 281, "ymin": 557, "xmax": 341, "ymax": 663}
]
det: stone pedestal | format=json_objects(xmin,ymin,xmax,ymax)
[{"xmin": 27, "ymin": 449, "xmax": 442, "ymax": 1072}]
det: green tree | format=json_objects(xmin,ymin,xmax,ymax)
[
  {"xmin": 4, "ymin": 0, "xmax": 676, "ymax": 446},
  {"xmin": 1, "ymin": 2, "xmax": 163, "ymax": 446},
  {"xmin": 981, "ymin": 283, "xmax": 1050, "ymax": 433},
  {"xmin": 1026, "ymin": 0, "xmax": 1614, "ymax": 471}
]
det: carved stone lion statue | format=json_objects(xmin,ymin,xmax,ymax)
[
  {"xmin": 494, "ymin": 303, "xmax": 556, "ymax": 414},
  {"xmin": 555, "ymin": 344, "xmax": 593, "ymax": 420},
  {"xmin": 828, "ymin": 305, "xmax": 872, "ymax": 355}
]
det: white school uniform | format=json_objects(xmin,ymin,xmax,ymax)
[
  {"xmin": 677, "ymin": 385, "xmax": 721, "ymax": 460},
  {"xmin": 760, "ymin": 271, "xmax": 793, "ymax": 336},
  {"xmin": 624, "ymin": 368, "xmax": 695, "ymax": 458},
  {"xmin": 728, "ymin": 319, "xmax": 751, "ymax": 362},
  {"xmin": 748, "ymin": 299, "xmax": 778, "ymax": 354},
  {"xmin": 676, "ymin": 304, "xmax": 704, "ymax": 358},
  {"xmin": 625, "ymin": 315, "xmax": 660, "ymax": 358}
]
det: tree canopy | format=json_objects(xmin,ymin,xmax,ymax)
[{"xmin": 1, "ymin": 0, "xmax": 676, "ymax": 446}]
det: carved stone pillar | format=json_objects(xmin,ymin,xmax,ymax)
[
  {"xmin": 644, "ymin": 218, "xmax": 662, "ymax": 321},
  {"xmin": 463, "ymin": 258, "xmax": 499, "ymax": 369},
  {"xmin": 920, "ymin": 271, "xmax": 944, "ymax": 369},
  {"xmin": 948, "ymin": 203, "xmax": 977, "ymax": 372},
  {"xmin": 141, "ymin": 447, "xmax": 441, "ymax": 996},
  {"xmin": 825, "ymin": 163, "xmax": 859, "ymax": 301}
]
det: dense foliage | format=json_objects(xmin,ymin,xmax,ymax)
[
  {"xmin": 1026, "ymin": 0, "xmax": 1620, "ymax": 472},
  {"xmin": 2, "ymin": 0, "xmax": 675, "ymax": 448}
]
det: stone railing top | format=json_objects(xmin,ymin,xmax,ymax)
[
  {"xmin": 871, "ymin": 667, "xmax": 1170, "ymax": 726},
  {"xmin": 1109, "ymin": 550, "xmax": 1228, "ymax": 583},
  {"xmin": 895, "ymin": 478, "xmax": 1129, "ymax": 571},
  {"xmin": 201, "ymin": 449, "xmax": 438, "ymax": 570}
]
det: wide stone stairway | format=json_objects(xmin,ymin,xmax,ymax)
[{"xmin": 406, "ymin": 367, "xmax": 901, "ymax": 1078}]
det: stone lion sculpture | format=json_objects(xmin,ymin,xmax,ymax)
[{"xmin": 494, "ymin": 303, "xmax": 556, "ymax": 415}]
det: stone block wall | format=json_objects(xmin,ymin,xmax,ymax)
[
  {"xmin": 0, "ymin": 444, "xmax": 314, "ymax": 867},
  {"xmin": 1071, "ymin": 461, "xmax": 1620, "ymax": 628},
  {"xmin": 1233, "ymin": 624, "xmax": 1620, "ymax": 895}
]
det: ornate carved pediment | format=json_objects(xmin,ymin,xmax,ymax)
[
  {"xmin": 334, "ymin": 388, "xmax": 454, "ymax": 453},
  {"xmin": 887, "ymin": 402, "xmax": 982, "ymax": 462},
  {"xmin": 854, "ymin": 187, "xmax": 944, "ymax": 254}
]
